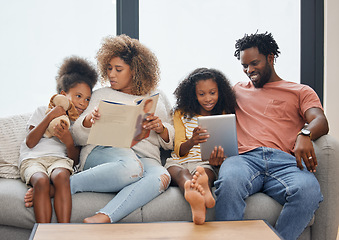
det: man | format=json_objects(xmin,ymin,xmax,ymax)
[{"xmin": 214, "ymin": 32, "xmax": 329, "ymax": 240}]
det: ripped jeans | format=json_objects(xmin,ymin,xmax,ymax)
[{"xmin": 70, "ymin": 146, "xmax": 170, "ymax": 223}]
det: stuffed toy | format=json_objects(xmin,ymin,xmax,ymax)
[{"xmin": 44, "ymin": 94, "xmax": 79, "ymax": 138}]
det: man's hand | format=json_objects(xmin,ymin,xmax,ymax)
[
  {"xmin": 293, "ymin": 107, "xmax": 329, "ymax": 172},
  {"xmin": 294, "ymin": 134, "xmax": 317, "ymax": 172}
]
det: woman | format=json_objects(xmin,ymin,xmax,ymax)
[{"xmin": 71, "ymin": 34, "xmax": 174, "ymax": 223}]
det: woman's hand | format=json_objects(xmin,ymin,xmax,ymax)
[
  {"xmin": 84, "ymin": 107, "xmax": 100, "ymax": 128},
  {"xmin": 143, "ymin": 113, "xmax": 169, "ymax": 142},
  {"xmin": 143, "ymin": 113, "xmax": 163, "ymax": 134}
]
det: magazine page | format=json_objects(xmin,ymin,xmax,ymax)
[
  {"xmin": 87, "ymin": 101, "xmax": 138, "ymax": 147},
  {"xmin": 130, "ymin": 93, "xmax": 159, "ymax": 147},
  {"xmin": 87, "ymin": 93, "xmax": 159, "ymax": 148}
]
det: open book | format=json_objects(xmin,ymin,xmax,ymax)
[{"xmin": 87, "ymin": 93, "xmax": 159, "ymax": 148}]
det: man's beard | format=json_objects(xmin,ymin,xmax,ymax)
[{"xmin": 253, "ymin": 62, "xmax": 272, "ymax": 88}]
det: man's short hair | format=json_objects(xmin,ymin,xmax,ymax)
[{"xmin": 234, "ymin": 32, "xmax": 281, "ymax": 60}]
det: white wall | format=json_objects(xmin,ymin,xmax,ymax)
[
  {"xmin": 0, "ymin": 0, "xmax": 116, "ymax": 117},
  {"xmin": 1, "ymin": 0, "xmax": 303, "ymax": 117},
  {"xmin": 324, "ymin": 0, "xmax": 339, "ymax": 140},
  {"xmin": 139, "ymin": 0, "xmax": 300, "ymax": 106}
]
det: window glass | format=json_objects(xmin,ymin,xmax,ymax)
[
  {"xmin": 0, "ymin": 0, "xmax": 116, "ymax": 117},
  {"xmin": 140, "ymin": 0, "xmax": 300, "ymax": 106}
]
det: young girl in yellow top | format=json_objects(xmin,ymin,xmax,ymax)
[{"xmin": 165, "ymin": 68, "xmax": 236, "ymax": 225}]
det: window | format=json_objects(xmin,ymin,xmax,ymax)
[
  {"xmin": 139, "ymin": 0, "xmax": 300, "ymax": 105},
  {"xmin": 0, "ymin": 0, "xmax": 116, "ymax": 117}
]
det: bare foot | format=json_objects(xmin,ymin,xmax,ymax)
[
  {"xmin": 24, "ymin": 188, "xmax": 34, "ymax": 208},
  {"xmin": 184, "ymin": 180, "xmax": 206, "ymax": 225},
  {"xmin": 192, "ymin": 166, "xmax": 215, "ymax": 209},
  {"xmin": 83, "ymin": 213, "xmax": 111, "ymax": 223},
  {"xmin": 24, "ymin": 185, "xmax": 56, "ymax": 208}
]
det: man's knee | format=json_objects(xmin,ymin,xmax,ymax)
[{"xmin": 288, "ymin": 177, "xmax": 322, "ymax": 204}]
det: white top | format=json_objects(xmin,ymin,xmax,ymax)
[
  {"xmin": 71, "ymin": 87, "xmax": 174, "ymax": 171},
  {"xmin": 18, "ymin": 106, "xmax": 68, "ymax": 166}
]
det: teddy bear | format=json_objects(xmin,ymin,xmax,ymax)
[{"xmin": 44, "ymin": 94, "xmax": 79, "ymax": 138}]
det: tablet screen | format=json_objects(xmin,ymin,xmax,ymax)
[{"xmin": 197, "ymin": 114, "xmax": 238, "ymax": 161}]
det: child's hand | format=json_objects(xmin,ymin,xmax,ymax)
[
  {"xmin": 84, "ymin": 107, "xmax": 100, "ymax": 128},
  {"xmin": 209, "ymin": 146, "xmax": 226, "ymax": 166},
  {"xmin": 48, "ymin": 106, "xmax": 67, "ymax": 120},
  {"xmin": 54, "ymin": 120, "xmax": 73, "ymax": 146},
  {"xmin": 179, "ymin": 126, "xmax": 209, "ymax": 157},
  {"xmin": 190, "ymin": 126, "xmax": 209, "ymax": 145},
  {"xmin": 90, "ymin": 107, "xmax": 100, "ymax": 124}
]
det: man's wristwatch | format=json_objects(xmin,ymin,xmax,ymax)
[{"xmin": 298, "ymin": 128, "xmax": 312, "ymax": 138}]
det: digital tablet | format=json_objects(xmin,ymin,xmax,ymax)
[{"xmin": 197, "ymin": 114, "xmax": 238, "ymax": 161}]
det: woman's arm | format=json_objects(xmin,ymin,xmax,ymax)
[
  {"xmin": 143, "ymin": 113, "xmax": 170, "ymax": 142},
  {"xmin": 144, "ymin": 90, "xmax": 175, "ymax": 149},
  {"xmin": 173, "ymin": 111, "xmax": 186, "ymax": 156},
  {"xmin": 157, "ymin": 90, "xmax": 175, "ymax": 148}
]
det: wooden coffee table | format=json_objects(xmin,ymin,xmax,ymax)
[{"xmin": 29, "ymin": 220, "xmax": 283, "ymax": 240}]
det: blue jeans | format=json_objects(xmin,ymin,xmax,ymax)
[
  {"xmin": 214, "ymin": 147, "xmax": 323, "ymax": 240},
  {"xmin": 70, "ymin": 146, "xmax": 170, "ymax": 222}
]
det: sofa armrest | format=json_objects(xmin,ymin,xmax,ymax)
[{"xmin": 312, "ymin": 134, "xmax": 339, "ymax": 240}]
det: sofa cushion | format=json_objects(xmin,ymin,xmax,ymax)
[
  {"xmin": 0, "ymin": 113, "xmax": 31, "ymax": 179},
  {"xmin": 0, "ymin": 178, "xmax": 35, "ymax": 229},
  {"xmin": 0, "ymin": 178, "xmax": 143, "ymax": 229}
]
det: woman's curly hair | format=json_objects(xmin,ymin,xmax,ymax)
[
  {"xmin": 96, "ymin": 34, "xmax": 160, "ymax": 96},
  {"xmin": 56, "ymin": 56, "xmax": 98, "ymax": 93},
  {"xmin": 234, "ymin": 32, "xmax": 280, "ymax": 60},
  {"xmin": 174, "ymin": 68, "xmax": 236, "ymax": 118}
]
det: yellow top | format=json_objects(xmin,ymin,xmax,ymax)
[{"xmin": 171, "ymin": 110, "xmax": 202, "ymax": 163}]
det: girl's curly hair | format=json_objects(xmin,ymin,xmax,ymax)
[
  {"xmin": 174, "ymin": 68, "xmax": 236, "ymax": 118},
  {"xmin": 56, "ymin": 56, "xmax": 98, "ymax": 93},
  {"xmin": 96, "ymin": 34, "xmax": 160, "ymax": 96},
  {"xmin": 234, "ymin": 32, "xmax": 280, "ymax": 60}
]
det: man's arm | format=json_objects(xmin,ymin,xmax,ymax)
[{"xmin": 294, "ymin": 107, "xmax": 329, "ymax": 172}]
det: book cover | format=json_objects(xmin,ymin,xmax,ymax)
[{"xmin": 87, "ymin": 93, "xmax": 159, "ymax": 148}]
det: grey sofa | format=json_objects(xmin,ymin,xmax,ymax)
[{"xmin": 0, "ymin": 113, "xmax": 338, "ymax": 240}]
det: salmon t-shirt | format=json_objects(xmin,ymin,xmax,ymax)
[{"xmin": 234, "ymin": 80, "xmax": 323, "ymax": 155}]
